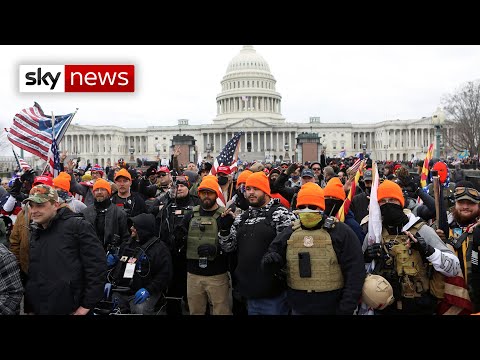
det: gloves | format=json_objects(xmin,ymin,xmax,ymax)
[
  {"xmin": 261, "ymin": 251, "xmax": 283, "ymax": 271},
  {"xmin": 20, "ymin": 169, "xmax": 36, "ymax": 184},
  {"xmin": 364, "ymin": 243, "xmax": 382, "ymax": 263},
  {"xmin": 286, "ymin": 163, "xmax": 298, "ymax": 176},
  {"xmin": 412, "ymin": 233, "xmax": 435, "ymax": 257},
  {"xmin": 134, "ymin": 288, "xmax": 150, "ymax": 305},
  {"xmin": 8, "ymin": 178, "xmax": 23, "ymax": 196},
  {"xmin": 218, "ymin": 214, "xmax": 234, "ymax": 232},
  {"xmin": 107, "ymin": 254, "xmax": 118, "ymax": 267},
  {"xmin": 197, "ymin": 243, "xmax": 217, "ymax": 257}
]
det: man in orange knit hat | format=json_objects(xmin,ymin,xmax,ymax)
[
  {"xmin": 362, "ymin": 179, "xmax": 460, "ymax": 315},
  {"xmin": 262, "ymin": 182, "xmax": 366, "ymax": 314},
  {"xmin": 218, "ymin": 171, "xmax": 296, "ymax": 315},
  {"xmin": 110, "ymin": 168, "xmax": 147, "ymax": 218},
  {"xmin": 81, "ymin": 178, "xmax": 130, "ymax": 253},
  {"xmin": 52, "ymin": 172, "xmax": 86, "ymax": 213},
  {"xmin": 324, "ymin": 177, "xmax": 365, "ymax": 246},
  {"xmin": 230, "ymin": 169, "xmax": 252, "ymax": 211},
  {"xmin": 172, "ymin": 175, "xmax": 232, "ymax": 315}
]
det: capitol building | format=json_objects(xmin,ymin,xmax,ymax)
[{"xmin": 57, "ymin": 46, "xmax": 452, "ymax": 168}]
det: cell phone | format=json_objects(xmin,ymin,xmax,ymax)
[{"xmin": 298, "ymin": 252, "xmax": 312, "ymax": 278}]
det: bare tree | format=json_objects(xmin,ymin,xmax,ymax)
[{"xmin": 442, "ymin": 80, "xmax": 480, "ymax": 158}]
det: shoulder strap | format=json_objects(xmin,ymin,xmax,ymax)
[
  {"xmin": 193, "ymin": 205, "xmax": 201, "ymax": 216},
  {"xmin": 409, "ymin": 220, "xmax": 426, "ymax": 236}
]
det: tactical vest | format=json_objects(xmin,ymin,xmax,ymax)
[
  {"xmin": 186, "ymin": 205, "xmax": 224, "ymax": 260},
  {"xmin": 286, "ymin": 219, "xmax": 344, "ymax": 292},
  {"xmin": 379, "ymin": 221, "xmax": 430, "ymax": 299}
]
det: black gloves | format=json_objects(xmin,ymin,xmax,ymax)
[
  {"xmin": 364, "ymin": 243, "xmax": 382, "ymax": 263},
  {"xmin": 8, "ymin": 178, "xmax": 23, "ymax": 196},
  {"xmin": 197, "ymin": 244, "xmax": 217, "ymax": 257},
  {"xmin": 261, "ymin": 251, "xmax": 283, "ymax": 271},
  {"xmin": 412, "ymin": 233, "xmax": 435, "ymax": 257},
  {"xmin": 286, "ymin": 163, "xmax": 298, "ymax": 176},
  {"xmin": 218, "ymin": 214, "xmax": 234, "ymax": 233},
  {"xmin": 20, "ymin": 169, "xmax": 36, "ymax": 184}
]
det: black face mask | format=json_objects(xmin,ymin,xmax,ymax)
[
  {"xmin": 218, "ymin": 176, "xmax": 228, "ymax": 186},
  {"xmin": 324, "ymin": 199, "xmax": 344, "ymax": 217},
  {"xmin": 380, "ymin": 203, "xmax": 408, "ymax": 227},
  {"xmin": 235, "ymin": 189, "xmax": 249, "ymax": 211}
]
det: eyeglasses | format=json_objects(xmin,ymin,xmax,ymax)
[
  {"xmin": 297, "ymin": 205, "xmax": 321, "ymax": 210},
  {"xmin": 312, "ymin": 167, "xmax": 321, "ymax": 171},
  {"xmin": 454, "ymin": 187, "xmax": 480, "ymax": 200}
]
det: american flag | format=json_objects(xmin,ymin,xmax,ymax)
[
  {"xmin": 210, "ymin": 131, "xmax": 243, "ymax": 206},
  {"xmin": 12, "ymin": 148, "xmax": 31, "ymax": 171},
  {"xmin": 7, "ymin": 102, "xmax": 74, "ymax": 161},
  {"xmin": 48, "ymin": 136, "xmax": 61, "ymax": 178}
]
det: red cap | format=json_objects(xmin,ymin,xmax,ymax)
[
  {"xmin": 158, "ymin": 166, "xmax": 170, "ymax": 174},
  {"xmin": 33, "ymin": 175, "xmax": 53, "ymax": 187},
  {"xmin": 217, "ymin": 165, "xmax": 231, "ymax": 175}
]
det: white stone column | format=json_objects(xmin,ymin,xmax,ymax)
[
  {"xmin": 270, "ymin": 131, "xmax": 273, "ymax": 152},
  {"xmin": 264, "ymin": 132, "xmax": 267, "ymax": 151}
]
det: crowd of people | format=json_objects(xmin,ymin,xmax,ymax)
[{"xmin": 0, "ymin": 147, "xmax": 479, "ymax": 316}]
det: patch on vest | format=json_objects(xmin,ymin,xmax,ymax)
[{"xmin": 303, "ymin": 236, "xmax": 314, "ymax": 247}]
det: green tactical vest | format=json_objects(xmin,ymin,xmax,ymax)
[
  {"xmin": 186, "ymin": 205, "xmax": 224, "ymax": 260},
  {"xmin": 286, "ymin": 221, "xmax": 344, "ymax": 292},
  {"xmin": 380, "ymin": 221, "xmax": 430, "ymax": 298}
]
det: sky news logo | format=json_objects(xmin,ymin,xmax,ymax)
[{"xmin": 19, "ymin": 65, "xmax": 135, "ymax": 93}]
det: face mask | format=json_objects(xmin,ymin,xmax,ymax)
[
  {"xmin": 299, "ymin": 212, "xmax": 323, "ymax": 228},
  {"xmin": 380, "ymin": 203, "xmax": 408, "ymax": 227},
  {"xmin": 56, "ymin": 190, "xmax": 69, "ymax": 201},
  {"xmin": 292, "ymin": 175, "xmax": 299, "ymax": 180},
  {"xmin": 218, "ymin": 176, "xmax": 228, "ymax": 186},
  {"xmin": 324, "ymin": 199, "xmax": 343, "ymax": 217}
]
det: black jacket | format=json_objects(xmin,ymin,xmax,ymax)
[
  {"xmin": 112, "ymin": 213, "xmax": 172, "ymax": 296},
  {"xmin": 26, "ymin": 208, "xmax": 107, "ymax": 315}
]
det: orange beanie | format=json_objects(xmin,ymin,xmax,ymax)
[
  {"xmin": 114, "ymin": 168, "xmax": 131, "ymax": 181},
  {"xmin": 52, "ymin": 172, "xmax": 71, "ymax": 192},
  {"xmin": 245, "ymin": 171, "xmax": 271, "ymax": 196},
  {"xmin": 377, "ymin": 179, "xmax": 404, "ymax": 207},
  {"xmin": 297, "ymin": 182, "xmax": 325, "ymax": 210},
  {"xmin": 198, "ymin": 175, "xmax": 220, "ymax": 198},
  {"xmin": 236, "ymin": 170, "xmax": 253, "ymax": 188},
  {"xmin": 324, "ymin": 177, "xmax": 346, "ymax": 201},
  {"xmin": 93, "ymin": 178, "xmax": 112, "ymax": 195}
]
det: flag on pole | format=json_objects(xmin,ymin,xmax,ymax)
[
  {"xmin": 336, "ymin": 168, "xmax": 360, "ymax": 222},
  {"xmin": 12, "ymin": 148, "xmax": 31, "ymax": 171},
  {"xmin": 7, "ymin": 102, "xmax": 75, "ymax": 161},
  {"xmin": 210, "ymin": 131, "xmax": 243, "ymax": 207},
  {"xmin": 48, "ymin": 136, "xmax": 61, "ymax": 177},
  {"xmin": 420, "ymin": 143, "xmax": 434, "ymax": 189}
]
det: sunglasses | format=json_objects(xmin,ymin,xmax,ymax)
[
  {"xmin": 297, "ymin": 205, "xmax": 321, "ymax": 210},
  {"xmin": 159, "ymin": 173, "xmax": 168, "ymax": 177},
  {"xmin": 281, "ymin": 166, "xmax": 288, "ymax": 169},
  {"xmin": 312, "ymin": 167, "xmax": 321, "ymax": 171},
  {"xmin": 454, "ymin": 187, "xmax": 480, "ymax": 200}
]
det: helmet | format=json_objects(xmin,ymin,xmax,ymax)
[{"xmin": 361, "ymin": 274, "xmax": 394, "ymax": 310}]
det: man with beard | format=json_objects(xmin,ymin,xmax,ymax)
[
  {"xmin": 158, "ymin": 175, "xmax": 200, "ymax": 315},
  {"xmin": 261, "ymin": 182, "xmax": 365, "ymax": 315},
  {"xmin": 363, "ymin": 180, "xmax": 460, "ymax": 314},
  {"xmin": 350, "ymin": 169, "xmax": 373, "ymax": 225},
  {"xmin": 323, "ymin": 177, "xmax": 365, "ymax": 246},
  {"xmin": 81, "ymin": 179, "xmax": 130, "ymax": 253},
  {"xmin": 436, "ymin": 180, "xmax": 480, "ymax": 312},
  {"xmin": 218, "ymin": 172, "xmax": 296, "ymax": 315},
  {"xmin": 173, "ymin": 176, "xmax": 232, "ymax": 315}
]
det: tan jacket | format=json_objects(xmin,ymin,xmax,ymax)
[{"xmin": 9, "ymin": 208, "xmax": 30, "ymax": 274}]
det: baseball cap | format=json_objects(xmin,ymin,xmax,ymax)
[
  {"xmin": 363, "ymin": 169, "xmax": 373, "ymax": 181},
  {"xmin": 301, "ymin": 169, "xmax": 315, "ymax": 178},
  {"xmin": 158, "ymin": 166, "xmax": 171, "ymax": 174},
  {"xmin": 22, "ymin": 184, "xmax": 58, "ymax": 204},
  {"xmin": 217, "ymin": 165, "xmax": 232, "ymax": 175}
]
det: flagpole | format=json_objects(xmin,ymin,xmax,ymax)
[
  {"xmin": 58, "ymin": 107, "xmax": 78, "ymax": 144},
  {"xmin": 12, "ymin": 147, "xmax": 22, "ymax": 172}
]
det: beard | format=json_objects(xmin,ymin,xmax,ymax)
[
  {"xmin": 452, "ymin": 206, "xmax": 480, "ymax": 226},
  {"xmin": 201, "ymin": 197, "xmax": 216, "ymax": 210},
  {"xmin": 248, "ymin": 193, "xmax": 267, "ymax": 208}
]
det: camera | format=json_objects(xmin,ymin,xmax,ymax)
[{"xmin": 323, "ymin": 216, "xmax": 336, "ymax": 229}]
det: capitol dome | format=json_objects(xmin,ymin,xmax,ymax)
[
  {"xmin": 214, "ymin": 45, "xmax": 284, "ymax": 124},
  {"xmin": 226, "ymin": 45, "xmax": 271, "ymax": 74}
]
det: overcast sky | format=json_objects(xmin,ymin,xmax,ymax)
[{"xmin": 1, "ymin": 45, "xmax": 480, "ymax": 155}]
